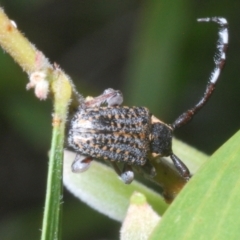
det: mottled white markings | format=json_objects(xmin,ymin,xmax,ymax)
[
  {"xmin": 210, "ymin": 68, "xmax": 221, "ymax": 83},
  {"xmin": 220, "ymin": 28, "xmax": 228, "ymax": 44}
]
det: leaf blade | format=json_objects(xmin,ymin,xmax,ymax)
[
  {"xmin": 63, "ymin": 150, "xmax": 168, "ymax": 221},
  {"xmin": 150, "ymin": 131, "xmax": 240, "ymax": 240}
]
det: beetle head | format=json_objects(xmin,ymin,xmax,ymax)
[{"xmin": 150, "ymin": 122, "xmax": 173, "ymax": 156}]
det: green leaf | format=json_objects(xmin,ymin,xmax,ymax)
[
  {"xmin": 63, "ymin": 138, "xmax": 208, "ymax": 221},
  {"xmin": 63, "ymin": 150, "xmax": 168, "ymax": 221},
  {"xmin": 150, "ymin": 130, "xmax": 240, "ymax": 240}
]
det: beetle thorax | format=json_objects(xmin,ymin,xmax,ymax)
[{"xmin": 149, "ymin": 116, "xmax": 173, "ymax": 157}]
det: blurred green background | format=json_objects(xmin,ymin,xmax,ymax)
[{"xmin": 0, "ymin": 0, "xmax": 239, "ymax": 239}]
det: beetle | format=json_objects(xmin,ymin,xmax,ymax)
[{"xmin": 68, "ymin": 17, "xmax": 228, "ymax": 184}]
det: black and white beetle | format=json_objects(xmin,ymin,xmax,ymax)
[{"xmin": 68, "ymin": 17, "xmax": 228, "ymax": 184}]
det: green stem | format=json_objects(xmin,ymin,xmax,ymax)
[
  {"xmin": 40, "ymin": 70, "xmax": 72, "ymax": 240},
  {"xmin": 0, "ymin": 7, "xmax": 73, "ymax": 240},
  {"xmin": 41, "ymin": 122, "xmax": 64, "ymax": 240}
]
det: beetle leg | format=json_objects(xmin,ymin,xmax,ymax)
[
  {"xmin": 71, "ymin": 154, "xmax": 93, "ymax": 173},
  {"xmin": 170, "ymin": 154, "xmax": 191, "ymax": 180},
  {"xmin": 110, "ymin": 162, "xmax": 122, "ymax": 176},
  {"xmin": 121, "ymin": 164, "xmax": 134, "ymax": 184},
  {"xmin": 85, "ymin": 88, "xmax": 123, "ymax": 108},
  {"xmin": 110, "ymin": 162, "xmax": 134, "ymax": 184},
  {"xmin": 103, "ymin": 88, "xmax": 123, "ymax": 106},
  {"xmin": 134, "ymin": 161, "xmax": 157, "ymax": 179}
]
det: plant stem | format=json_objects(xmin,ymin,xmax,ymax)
[
  {"xmin": 40, "ymin": 69, "xmax": 72, "ymax": 240},
  {"xmin": 0, "ymin": 7, "xmax": 73, "ymax": 240}
]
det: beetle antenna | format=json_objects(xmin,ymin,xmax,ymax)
[{"xmin": 171, "ymin": 17, "xmax": 228, "ymax": 130}]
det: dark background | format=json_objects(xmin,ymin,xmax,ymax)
[{"xmin": 0, "ymin": 1, "xmax": 239, "ymax": 239}]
